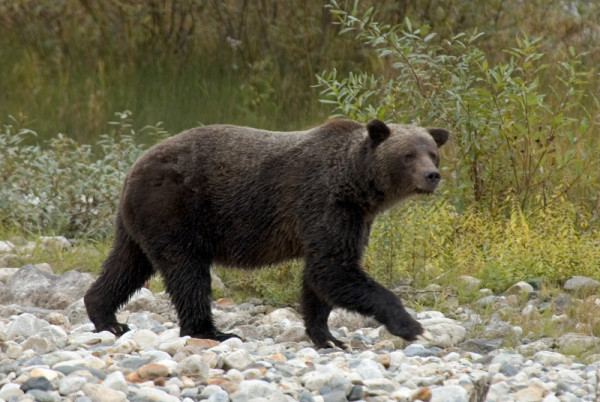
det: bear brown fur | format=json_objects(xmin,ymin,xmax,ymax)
[{"xmin": 84, "ymin": 119, "xmax": 449, "ymax": 348}]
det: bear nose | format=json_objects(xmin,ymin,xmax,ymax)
[{"xmin": 424, "ymin": 170, "xmax": 441, "ymax": 185}]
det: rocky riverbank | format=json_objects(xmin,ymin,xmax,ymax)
[{"xmin": 1, "ymin": 238, "xmax": 600, "ymax": 401}]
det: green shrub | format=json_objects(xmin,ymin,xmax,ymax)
[
  {"xmin": 0, "ymin": 111, "xmax": 166, "ymax": 238},
  {"xmin": 318, "ymin": 1, "xmax": 599, "ymax": 212}
]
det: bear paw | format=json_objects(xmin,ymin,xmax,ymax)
[
  {"xmin": 386, "ymin": 318, "xmax": 424, "ymax": 342},
  {"xmin": 182, "ymin": 330, "xmax": 241, "ymax": 342},
  {"xmin": 95, "ymin": 322, "xmax": 130, "ymax": 337}
]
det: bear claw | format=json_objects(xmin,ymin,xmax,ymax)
[{"xmin": 96, "ymin": 323, "xmax": 130, "ymax": 336}]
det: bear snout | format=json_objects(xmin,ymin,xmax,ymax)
[{"xmin": 425, "ymin": 170, "xmax": 441, "ymax": 186}]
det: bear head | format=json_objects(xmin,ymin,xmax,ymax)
[{"xmin": 367, "ymin": 119, "xmax": 449, "ymax": 202}]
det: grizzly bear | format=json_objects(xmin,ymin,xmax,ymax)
[{"xmin": 84, "ymin": 119, "xmax": 448, "ymax": 348}]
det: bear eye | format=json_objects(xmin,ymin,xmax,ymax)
[
  {"xmin": 429, "ymin": 152, "xmax": 438, "ymax": 160},
  {"xmin": 404, "ymin": 152, "xmax": 415, "ymax": 161}
]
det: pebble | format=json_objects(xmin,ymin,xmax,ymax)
[{"xmin": 0, "ymin": 264, "xmax": 600, "ymax": 400}]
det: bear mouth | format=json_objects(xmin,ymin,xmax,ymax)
[{"xmin": 415, "ymin": 188, "xmax": 435, "ymax": 195}]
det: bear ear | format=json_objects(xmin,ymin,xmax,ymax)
[
  {"xmin": 367, "ymin": 119, "xmax": 390, "ymax": 144},
  {"xmin": 427, "ymin": 128, "xmax": 449, "ymax": 147}
]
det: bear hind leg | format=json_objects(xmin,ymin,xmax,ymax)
[
  {"xmin": 149, "ymin": 248, "xmax": 239, "ymax": 342},
  {"xmin": 84, "ymin": 226, "xmax": 155, "ymax": 336}
]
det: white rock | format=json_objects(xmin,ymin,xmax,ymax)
[
  {"xmin": 83, "ymin": 384, "xmax": 128, "ymax": 402},
  {"xmin": 0, "ymin": 240, "xmax": 15, "ymax": 252},
  {"xmin": 231, "ymin": 380, "xmax": 287, "ymax": 402},
  {"xmin": 262, "ymin": 307, "xmax": 302, "ymax": 328},
  {"xmin": 177, "ymin": 355, "xmax": 210, "ymax": 378},
  {"xmin": 505, "ymin": 281, "xmax": 534, "ymax": 295},
  {"xmin": 132, "ymin": 329, "xmax": 159, "ymax": 349},
  {"xmin": 0, "ymin": 267, "xmax": 18, "ymax": 282},
  {"xmin": 534, "ymin": 351, "xmax": 570, "ymax": 366},
  {"xmin": 6, "ymin": 313, "xmax": 50, "ymax": 339},
  {"xmin": 134, "ymin": 386, "xmax": 181, "ymax": 402},
  {"xmin": 223, "ymin": 349, "xmax": 255, "ymax": 370},
  {"xmin": 431, "ymin": 384, "xmax": 468, "ymax": 402},
  {"xmin": 59, "ymin": 375, "xmax": 87, "ymax": 395},
  {"xmin": 354, "ymin": 359, "xmax": 384, "ymax": 380},
  {"xmin": 491, "ymin": 353, "xmax": 525, "ymax": 366},
  {"xmin": 417, "ymin": 316, "xmax": 467, "ymax": 348},
  {"xmin": 102, "ymin": 371, "xmax": 128, "ymax": 394},
  {"xmin": 68, "ymin": 330, "xmax": 116, "ymax": 346},
  {"xmin": 296, "ymin": 347, "xmax": 320, "ymax": 363},
  {"xmin": 0, "ymin": 383, "xmax": 24, "ymax": 400},
  {"xmin": 158, "ymin": 337, "xmax": 188, "ymax": 355}
]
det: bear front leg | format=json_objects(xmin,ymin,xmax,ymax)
[
  {"xmin": 300, "ymin": 279, "xmax": 347, "ymax": 349},
  {"xmin": 305, "ymin": 260, "xmax": 423, "ymax": 342}
]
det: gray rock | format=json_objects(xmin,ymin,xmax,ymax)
[
  {"xmin": 556, "ymin": 333, "xmax": 600, "ymax": 355},
  {"xmin": 207, "ymin": 389, "xmax": 229, "ymax": 402},
  {"xmin": 231, "ymin": 380, "xmax": 287, "ymax": 402},
  {"xmin": 505, "ymin": 281, "xmax": 534, "ymax": 295},
  {"xmin": 403, "ymin": 344, "xmax": 437, "ymax": 357},
  {"xmin": 2, "ymin": 265, "xmax": 93, "ymax": 309},
  {"xmin": 491, "ymin": 353, "xmax": 525, "ymax": 366},
  {"xmin": 299, "ymin": 390, "xmax": 317, "ymax": 401},
  {"xmin": 26, "ymin": 389, "xmax": 60, "ymax": 402},
  {"xmin": 58, "ymin": 376, "xmax": 87, "ymax": 395},
  {"xmin": 322, "ymin": 388, "xmax": 347, "ymax": 402},
  {"xmin": 418, "ymin": 314, "xmax": 467, "ymax": 348},
  {"xmin": 352, "ymin": 359, "xmax": 384, "ymax": 380},
  {"xmin": 534, "ymin": 351, "xmax": 570, "ymax": 366},
  {"xmin": 276, "ymin": 325, "xmax": 309, "ymax": 343},
  {"xmin": 347, "ymin": 384, "xmax": 364, "ymax": 401},
  {"xmin": 177, "ymin": 355, "xmax": 210, "ymax": 378},
  {"xmin": 563, "ymin": 276, "xmax": 600, "ymax": 293},
  {"xmin": 499, "ymin": 362, "xmax": 519, "ymax": 377},
  {"xmin": 21, "ymin": 376, "xmax": 52, "ymax": 392},
  {"xmin": 460, "ymin": 338, "xmax": 503, "ymax": 353},
  {"xmin": 457, "ymin": 275, "xmax": 482, "ymax": 292},
  {"xmin": 431, "ymin": 385, "xmax": 468, "ymax": 402},
  {"xmin": 127, "ymin": 312, "xmax": 166, "ymax": 332},
  {"xmin": 480, "ymin": 320, "xmax": 512, "ymax": 338}
]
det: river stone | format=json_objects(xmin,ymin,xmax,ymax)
[
  {"xmin": 534, "ymin": 351, "xmax": 570, "ymax": 366},
  {"xmin": 6, "ymin": 312, "xmax": 50, "ymax": 339},
  {"xmin": 563, "ymin": 276, "xmax": 600, "ymax": 294},
  {"xmin": 223, "ymin": 349, "xmax": 255, "ymax": 370},
  {"xmin": 177, "ymin": 355, "xmax": 210, "ymax": 378},
  {"xmin": 431, "ymin": 385, "xmax": 468, "ymax": 402},
  {"xmin": 505, "ymin": 281, "xmax": 534, "ymax": 296},
  {"xmin": 230, "ymin": 380, "xmax": 287, "ymax": 402},
  {"xmin": 58, "ymin": 376, "xmax": 87, "ymax": 395},
  {"xmin": 82, "ymin": 384, "xmax": 127, "ymax": 402},
  {"xmin": 21, "ymin": 376, "xmax": 52, "ymax": 392},
  {"xmin": 101, "ymin": 371, "xmax": 128, "ymax": 394},
  {"xmin": 2, "ymin": 265, "xmax": 93, "ymax": 309}
]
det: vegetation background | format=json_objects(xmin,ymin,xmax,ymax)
[{"xmin": 1, "ymin": 1, "xmax": 599, "ymax": 314}]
